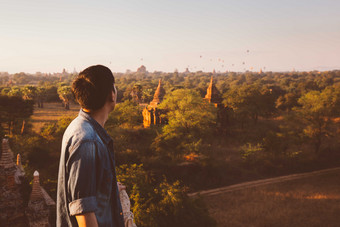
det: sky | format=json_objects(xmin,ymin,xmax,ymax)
[{"xmin": 0, "ymin": 0, "xmax": 339, "ymax": 73}]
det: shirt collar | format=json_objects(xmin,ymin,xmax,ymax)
[{"xmin": 78, "ymin": 109, "xmax": 112, "ymax": 145}]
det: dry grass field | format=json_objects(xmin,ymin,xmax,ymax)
[
  {"xmin": 30, "ymin": 102, "xmax": 80, "ymax": 133},
  {"xmin": 204, "ymin": 169, "xmax": 340, "ymax": 227}
]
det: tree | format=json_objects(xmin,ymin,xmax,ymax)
[
  {"xmin": 0, "ymin": 75, "xmax": 9, "ymax": 85},
  {"xmin": 7, "ymin": 86, "xmax": 23, "ymax": 97},
  {"xmin": 223, "ymin": 84, "xmax": 277, "ymax": 126},
  {"xmin": 22, "ymin": 85, "xmax": 37, "ymax": 101},
  {"xmin": 153, "ymin": 89, "xmax": 217, "ymax": 160},
  {"xmin": 44, "ymin": 85, "xmax": 59, "ymax": 102},
  {"xmin": 13, "ymin": 72, "xmax": 30, "ymax": 84},
  {"xmin": 116, "ymin": 164, "xmax": 216, "ymax": 227},
  {"xmin": 106, "ymin": 100, "xmax": 142, "ymax": 128},
  {"xmin": 276, "ymin": 92, "xmax": 299, "ymax": 112},
  {"xmin": 0, "ymin": 95, "xmax": 34, "ymax": 135},
  {"xmin": 40, "ymin": 116, "xmax": 73, "ymax": 139},
  {"xmin": 36, "ymin": 87, "xmax": 47, "ymax": 108},
  {"xmin": 130, "ymin": 84, "xmax": 143, "ymax": 103},
  {"xmin": 57, "ymin": 85, "xmax": 73, "ymax": 110},
  {"xmin": 1, "ymin": 87, "xmax": 11, "ymax": 96},
  {"xmin": 292, "ymin": 88, "xmax": 339, "ymax": 153}
]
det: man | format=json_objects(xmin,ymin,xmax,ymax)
[{"xmin": 57, "ymin": 65, "xmax": 125, "ymax": 227}]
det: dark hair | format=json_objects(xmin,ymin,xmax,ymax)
[{"xmin": 72, "ymin": 65, "xmax": 115, "ymax": 110}]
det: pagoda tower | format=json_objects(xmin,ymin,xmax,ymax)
[
  {"xmin": 0, "ymin": 138, "xmax": 56, "ymax": 226},
  {"xmin": 142, "ymin": 79, "xmax": 166, "ymax": 127},
  {"xmin": 29, "ymin": 171, "xmax": 44, "ymax": 202},
  {"xmin": 204, "ymin": 77, "xmax": 222, "ymax": 105},
  {"xmin": 204, "ymin": 77, "xmax": 230, "ymax": 131},
  {"xmin": 26, "ymin": 171, "xmax": 55, "ymax": 227},
  {"xmin": 149, "ymin": 79, "xmax": 165, "ymax": 107},
  {"xmin": 0, "ymin": 139, "xmax": 27, "ymax": 226},
  {"xmin": 0, "ymin": 138, "xmax": 16, "ymax": 170}
]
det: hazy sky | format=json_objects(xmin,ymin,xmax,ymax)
[{"xmin": 1, "ymin": 0, "xmax": 339, "ymax": 73}]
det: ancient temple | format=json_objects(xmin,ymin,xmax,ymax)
[
  {"xmin": 0, "ymin": 138, "xmax": 26, "ymax": 226},
  {"xmin": 0, "ymin": 138, "xmax": 55, "ymax": 227},
  {"xmin": 137, "ymin": 65, "xmax": 147, "ymax": 73},
  {"xmin": 142, "ymin": 76, "xmax": 229, "ymax": 131},
  {"xmin": 204, "ymin": 77, "xmax": 229, "ymax": 130},
  {"xmin": 142, "ymin": 79, "xmax": 166, "ymax": 127},
  {"xmin": 204, "ymin": 77, "xmax": 223, "ymax": 106}
]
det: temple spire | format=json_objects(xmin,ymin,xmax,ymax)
[
  {"xmin": 204, "ymin": 76, "xmax": 222, "ymax": 104},
  {"xmin": 16, "ymin": 153, "xmax": 25, "ymax": 173},
  {"xmin": 29, "ymin": 171, "xmax": 44, "ymax": 202},
  {"xmin": 0, "ymin": 138, "xmax": 16, "ymax": 169},
  {"xmin": 16, "ymin": 154, "xmax": 22, "ymax": 167},
  {"xmin": 150, "ymin": 79, "xmax": 165, "ymax": 107}
]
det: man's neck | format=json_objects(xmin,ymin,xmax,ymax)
[{"xmin": 83, "ymin": 108, "xmax": 109, "ymax": 128}]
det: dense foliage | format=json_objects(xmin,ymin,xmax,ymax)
[
  {"xmin": 1, "ymin": 69, "xmax": 340, "ymax": 225},
  {"xmin": 117, "ymin": 164, "xmax": 216, "ymax": 227},
  {"xmin": 154, "ymin": 89, "xmax": 217, "ymax": 161}
]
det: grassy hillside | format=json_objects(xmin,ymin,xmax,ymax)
[{"xmin": 203, "ymin": 169, "xmax": 340, "ymax": 227}]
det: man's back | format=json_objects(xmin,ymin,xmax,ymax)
[{"xmin": 56, "ymin": 110, "xmax": 124, "ymax": 227}]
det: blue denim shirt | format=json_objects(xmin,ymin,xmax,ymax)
[{"xmin": 57, "ymin": 110, "xmax": 124, "ymax": 227}]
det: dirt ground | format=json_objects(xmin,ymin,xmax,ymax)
[
  {"xmin": 30, "ymin": 102, "xmax": 80, "ymax": 133},
  {"xmin": 201, "ymin": 168, "xmax": 340, "ymax": 227}
]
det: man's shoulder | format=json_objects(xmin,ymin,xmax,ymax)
[{"xmin": 62, "ymin": 116, "xmax": 102, "ymax": 149}]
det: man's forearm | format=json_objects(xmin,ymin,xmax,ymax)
[{"xmin": 76, "ymin": 212, "xmax": 98, "ymax": 227}]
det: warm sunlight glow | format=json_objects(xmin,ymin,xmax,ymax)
[{"xmin": 0, "ymin": 0, "xmax": 339, "ymax": 73}]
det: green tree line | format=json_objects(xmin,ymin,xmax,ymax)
[{"xmin": 1, "ymin": 69, "xmax": 340, "ymax": 226}]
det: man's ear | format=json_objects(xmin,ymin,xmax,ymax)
[
  {"xmin": 107, "ymin": 90, "xmax": 115, "ymax": 103},
  {"xmin": 111, "ymin": 89, "xmax": 117, "ymax": 104},
  {"xmin": 109, "ymin": 90, "xmax": 115, "ymax": 103}
]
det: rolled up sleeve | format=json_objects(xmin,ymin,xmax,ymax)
[
  {"xmin": 67, "ymin": 141, "xmax": 98, "ymax": 216},
  {"xmin": 69, "ymin": 196, "xmax": 97, "ymax": 216}
]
